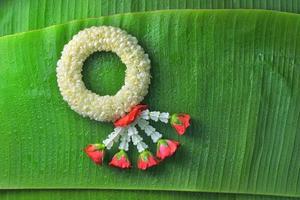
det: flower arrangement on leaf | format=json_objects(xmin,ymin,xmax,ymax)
[
  {"xmin": 84, "ymin": 104, "xmax": 190, "ymax": 170},
  {"xmin": 56, "ymin": 26, "xmax": 191, "ymax": 170}
]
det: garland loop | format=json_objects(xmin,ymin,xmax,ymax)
[{"xmin": 56, "ymin": 26, "xmax": 151, "ymax": 122}]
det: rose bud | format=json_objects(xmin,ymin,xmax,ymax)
[
  {"xmin": 156, "ymin": 139, "xmax": 180, "ymax": 160},
  {"xmin": 170, "ymin": 113, "xmax": 190, "ymax": 135},
  {"xmin": 114, "ymin": 104, "xmax": 148, "ymax": 127},
  {"xmin": 137, "ymin": 150, "xmax": 159, "ymax": 170},
  {"xmin": 109, "ymin": 150, "xmax": 131, "ymax": 169},
  {"xmin": 84, "ymin": 143, "xmax": 105, "ymax": 165}
]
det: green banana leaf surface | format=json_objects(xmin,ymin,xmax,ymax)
[
  {"xmin": 0, "ymin": 189, "xmax": 298, "ymax": 200},
  {"xmin": 2, "ymin": 0, "xmax": 300, "ymax": 37},
  {"xmin": 1, "ymin": 3, "xmax": 300, "ymax": 200}
]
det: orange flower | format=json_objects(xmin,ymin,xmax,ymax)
[
  {"xmin": 114, "ymin": 104, "xmax": 148, "ymax": 127},
  {"xmin": 137, "ymin": 150, "xmax": 159, "ymax": 170},
  {"xmin": 170, "ymin": 113, "xmax": 190, "ymax": 135},
  {"xmin": 156, "ymin": 139, "xmax": 180, "ymax": 160},
  {"xmin": 84, "ymin": 144, "xmax": 105, "ymax": 165},
  {"xmin": 109, "ymin": 150, "xmax": 131, "ymax": 169}
]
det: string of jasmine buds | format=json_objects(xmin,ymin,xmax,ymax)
[
  {"xmin": 118, "ymin": 131, "xmax": 130, "ymax": 151},
  {"xmin": 128, "ymin": 125, "xmax": 148, "ymax": 152},
  {"xmin": 137, "ymin": 118, "xmax": 162, "ymax": 143},
  {"xmin": 84, "ymin": 104, "xmax": 190, "ymax": 170},
  {"xmin": 103, "ymin": 127, "xmax": 125, "ymax": 149},
  {"xmin": 140, "ymin": 109, "xmax": 170, "ymax": 123}
]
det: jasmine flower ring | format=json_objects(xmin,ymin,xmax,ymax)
[{"xmin": 56, "ymin": 26, "xmax": 151, "ymax": 122}]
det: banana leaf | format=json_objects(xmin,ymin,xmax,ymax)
[
  {"xmin": 1, "ymin": 7, "xmax": 300, "ymax": 200},
  {"xmin": 1, "ymin": 0, "xmax": 300, "ymax": 37},
  {"xmin": 0, "ymin": 189, "xmax": 298, "ymax": 200}
]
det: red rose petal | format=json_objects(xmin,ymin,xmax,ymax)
[
  {"xmin": 114, "ymin": 104, "xmax": 148, "ymax": 127},
  {"xmin": 178, "ymin": 114, "xmax": 190, "ymax": 128},
  {"xmin": 157, "ymin": 140, "xmax": 180, "ymax": 160},
  {"xmin": 167, "ymin": 140, "xmax": 180, "ymax": 154},
  {"xmin": 84, "ymin": 144, "xmax": 105, "ymax": 165},
  {"xmin": 109, "ymin": 152, "xmax": 131, "ymax": 169},
  {"xmin": 173, "ymin": 124, "xmax": 186, "ymax": 135},
  {"xmin": 137, "ymin": 151, "xmax": 159, "ymax": 170}
]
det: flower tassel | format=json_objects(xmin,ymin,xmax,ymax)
[{"xmin": 84, "ymin": 104, "xmax": 191, "ymax": 170}]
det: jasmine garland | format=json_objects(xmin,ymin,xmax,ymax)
[
  {"xmin": 56, "ymin": 26, "xmax": 151, "ymax": 122},
  {"xmin": 56, "ymin": 26, "xmax": 191, "ymax": 170}
]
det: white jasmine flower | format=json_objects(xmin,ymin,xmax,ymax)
[
  {"xmin": 159, "ymin": 112, "xmax": 170, "ymax": 123},
  {"xmin": 137, "ymin": 142, "xmax": 148, "ymax": 153},
  {"xmin": 149, "ymin": 111, "xmax": 160, "ymax": 121},
  {"xmin": 144, "ymin": 124, "xmax": 156, "ymax": 136},
  {"xmin": 151, "ymin": 132, "xmax": 162, "ymax": 143},
  {"xmin": 128, "ymin": 126, "xmax": 138, "ymax": 136},
  {"xmin": 140, "ymin": 109, "xmax": 150, "ymax": 120},
  {"xmin": 119, "ymin": 132, "xmax": 130, "ymax": 151},
  {"xmin": 137, "ymin": 118, "xmax": 149, "ymax": 129}
]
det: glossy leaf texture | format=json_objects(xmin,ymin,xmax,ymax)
[
  {"xmin": 1, "ymin": 9, "xmax": 300, "ymax": 199},
  {"xmin": 2, "ymin": 0, "xmax": 300, "ymax": 37},
  {"xmin": 0, "ymin": 189, "xmax": 298, "ymax": 200}
]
